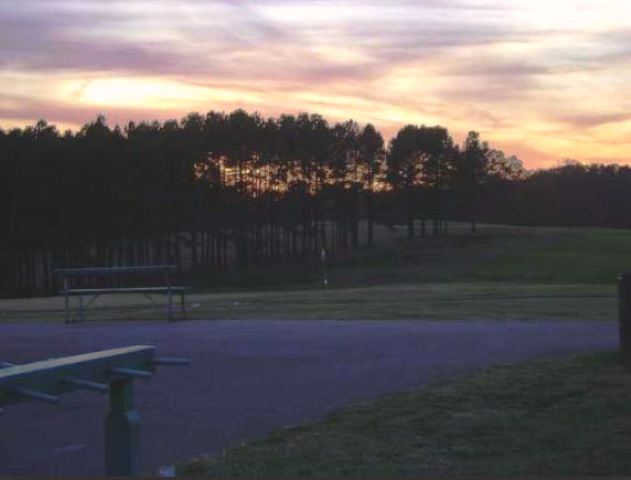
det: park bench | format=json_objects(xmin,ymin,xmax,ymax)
[{"xmin": 54, "ymin": 265, "xmax": 189, "ymax": 323}]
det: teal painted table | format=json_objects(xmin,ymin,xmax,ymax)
[{"xmin": 0, "ymin": 346, "xmax": 189, "ymax": 476}]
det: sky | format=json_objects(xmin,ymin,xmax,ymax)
[{"xmin": 1, "ymin": 0, "xmax": 631, "ymax": 168}]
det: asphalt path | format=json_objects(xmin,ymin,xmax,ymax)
[{"xmin": 0, "ymin": 319, "xmax": 618, "ymax": 476}]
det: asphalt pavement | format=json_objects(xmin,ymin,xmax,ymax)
[{"xmin": 0, "ymin": 319, "xmax": 618, "ymax": 476}]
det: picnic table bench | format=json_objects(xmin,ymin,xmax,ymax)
[{"xmin": 54, "ymin": 265, "xmax": 189, "ymax": 323}]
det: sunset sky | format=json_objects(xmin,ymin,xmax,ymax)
[{"xmin": 1, "ymin": 1, "xmax": 631, "ymax": 168}]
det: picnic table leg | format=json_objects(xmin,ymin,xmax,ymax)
[
  {"xmin": 105, "ymin": 378, "xmax": 140, "ymax": 476},
  {"xmin": 167, "ymin": 288, "xmax": 173, "ymax": 322},
  {"xmin": 79, "ymin": 294, "xmax": 85, "ymax": 323},
  {"xmin": 64, "ymin": 292, "xmax": 70, "ymax": 324}
]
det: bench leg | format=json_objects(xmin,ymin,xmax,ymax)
[
  {"xmin": 167, "ymin": 289, "xmax": 173, "ymax": 322},
  {"xmin": 180, "ymin": 293, "xmax": 186, "ymax": 320},
  {"xmin": 79, "ymin": 294, "xmax": 85, "ymax": 323},
  {"xmin": 64, "ymin": 293, "xmax": 70, "ymax": 324}
]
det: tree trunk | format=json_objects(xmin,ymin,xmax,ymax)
[
  {"xmin": 174, "ymin": 232, "xmax": 182, "ymax": 274},
  {"xmin": 407, "ymin": 214, "xmax": 414, "ymax": 240},
  {"xmin": 190, "ymin": 228, "xmax": 198, "ymax": 273},
  {"xmin": 367, "ymin": 193, "xmax": 374, "ymax": 247}
]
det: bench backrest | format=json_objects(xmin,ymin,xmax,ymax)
[{"xmin": 53, "ymin": 265, "xmax": 177, "ymax": 291}]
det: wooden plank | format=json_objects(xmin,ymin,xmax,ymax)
[
  {"xmin": 75, "ymin": 287, "xmax": 187, "ymax": 294},
  {"xmin": 54, "ymin": 265, "xmax": 177, "ymax": 278},
  {"xmin": 61, "ymin": 287, "xmax": 190, "ymax": 295},
  {"xmin": 0, "ymin": 346, "xmax": 155, "ymax": 406}
]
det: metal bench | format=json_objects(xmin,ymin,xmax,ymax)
[
  {"xmin": 54, "ymin": 265, "xmax": 190, "ymax": 323},
  {"xmin": 0, "ymin": 346, "xmax": 190, "ymax": 476}
]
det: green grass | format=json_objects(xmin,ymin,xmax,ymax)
[
  {"xmin": 187, "ymin": 283, "xmax": 614, "ymax": 321},
  {"xmin": 179, "ymin": 351, "xmax": 631, "ymax": 476},
  {"xmin": 0, "ymin": 223, "xmax": 627, "ymax": 322},
  {"xmin": 197, "ymin": 223, "xmax": 631, "ymax": 291},
  {"xmin": 0, "ymin": 282, "xmax": 615, "ymax": 322},
  {"xmin": 322, "ymin": 223, "xmax": 631, "ymax": 287}
]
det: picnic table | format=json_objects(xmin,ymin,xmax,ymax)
[
  {"xmin": 0, "ymin": 345, "xmax": 190, "ymax": 476},
  {"xmin": 54, "ymin": 265, "xmax": 189, "ymax": 323}
]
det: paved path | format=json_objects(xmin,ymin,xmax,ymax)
[{"xmin": 0, "ymin": 320, "xmax": 617, "ymax": 476}]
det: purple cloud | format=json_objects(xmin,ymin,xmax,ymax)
[{"xmin": 2, "ymin": 0, "xmax": 631, "ymax": 167}]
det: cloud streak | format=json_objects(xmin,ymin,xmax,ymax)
[{"xmin": 1, "ymin": 0, "xmax": 631, "ymax": 167}]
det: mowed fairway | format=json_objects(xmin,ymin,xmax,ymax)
[{"xmin": 0, "ymin": 223, "xmax": 624, "ymax": 322}]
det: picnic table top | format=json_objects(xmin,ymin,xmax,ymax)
[
  {"xmin": 0, "ymin": 346, "xmax": 155, "ymax": 384},
  {"xmin": 0, "ymin": 346, "xmax": 156, "ymax": 406},
  {"xmin": 54, "ymin": 265, "xmax": 177, "ymax": 277},
  {"xmin": 61, "ymin": 286, "xmax": 190, "ymax": 294}
]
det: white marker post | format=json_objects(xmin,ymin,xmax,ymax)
[{"xmin": 321, "ymin": 246, "xmax": 328, "ymax": 287}]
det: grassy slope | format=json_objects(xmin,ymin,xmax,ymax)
[
  {"xmin": 180, "ymin": 352, "xmax": 631, "ymax": 476},
  {"xmin": 326, "ymin": 224, "xmax": 631, "ymax": 286},
  {"xmin": 192, "ymin": 223, "xmax": 631, "ymax": 290},
  {"xmin": 0, "ymin": 223, "xmax": 628, "ymax": 321}
]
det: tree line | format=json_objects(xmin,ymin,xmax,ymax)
[{"xmin": 0, "ymin": 109, "xmax": 623, "ymax": 296}]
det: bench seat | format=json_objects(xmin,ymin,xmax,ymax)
[{"xmin": 62, "ymin": 287, "xmax": 190, "ymax": 295}]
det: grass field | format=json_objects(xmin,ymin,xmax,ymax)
[
  {"xmin": 0, "ymin": 223, "xmax": 627, "ymax": 322},
  {"xmin": 0, "ymin": 282, "xmax": 615, "ymax": 323},
  {"xmin": 207, "ymin": 222, "xmax": 631, "ymax": 288},
  {"xmin": 179, "ymin": 351, "xmax": 631, "ymax": 476}
]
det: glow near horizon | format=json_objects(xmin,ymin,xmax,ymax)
[{"xmin": 1, "ymin": 1, "xmax": 631, "ymax": 167}]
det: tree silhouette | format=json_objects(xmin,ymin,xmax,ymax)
[
  {"xmin": 4, "ymin": 110, "xmax": 625, "ymax": 297},
  {"xmin": 357, "ymin": 124, "xmax": 385, "ymax": 247}
]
